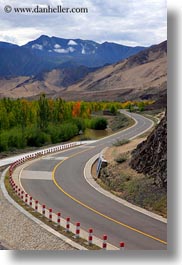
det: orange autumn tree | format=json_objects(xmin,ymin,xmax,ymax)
[{"xmin": 72, "ymin": 102, "xmax": 81, "ymax": 117}]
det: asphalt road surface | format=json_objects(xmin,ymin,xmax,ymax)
[{"xmin": 20, "ymin": 111, "xmax": 167, "ymax": 250}]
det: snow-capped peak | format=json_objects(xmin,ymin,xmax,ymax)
[{"xmin": 68, "ymin": 40, "xmax": 78, "ymax": 46}]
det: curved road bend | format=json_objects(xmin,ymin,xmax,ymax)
[{"xmin": 20, "ymin": 112, "xmax": 167, "ymax": 250}]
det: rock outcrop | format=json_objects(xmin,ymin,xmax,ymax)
[{"xmin": 130, "ymin": 112, "xmax": 167, "ymax": 189}]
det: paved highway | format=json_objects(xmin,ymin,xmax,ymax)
[{"xmin": 20, "ymin": 111, "xmax": 167, "ymax": 250}]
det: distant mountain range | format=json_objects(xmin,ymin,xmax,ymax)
[
  {"xmin": 0, "ymin": 38, "xmax": 167, "ymax": 103},
  {"xmin": 0, "ymin": 35, "xmax": 145, "ymax": 77}
]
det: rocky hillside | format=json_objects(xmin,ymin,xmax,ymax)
[{"xmin": 130, "ymin": 112, "xmax": 167, "ymax": 189}]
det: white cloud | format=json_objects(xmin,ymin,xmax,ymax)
[{"xmin": 0, "ymin": 0, "xmax": 167, "ymax": 46}]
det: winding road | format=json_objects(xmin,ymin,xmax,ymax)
[{"xmin": 19, "ymin": 111, "xmax": 167, "ymax": 250}]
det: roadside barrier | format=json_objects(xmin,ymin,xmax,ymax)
[
  {"xmin": 57, "ymin": 212, "xmax": 61, "ymax": 226},
  {"xmin": 35, "ymin": 200, "xmax": 39, "ymax": 211},
  {"xmin": 42, "ymin": 205, "xmax": 46, "ymax": 216},
  {"xmin": 25, "ymin": 194, "xmax": 28, "ymax": 204},
  {"xmin": 29, "ymin": 196, "xmax": 33, "ymax": 207},
  {"xmin": 49, "ymin": 209, "xmax": 53, "ymax": 222},
  {"xmin": 17, "ymin": 187, "xmax": 20, "ymax": 197},
  {"xmin": 21, "ymin": 190, "xmax": 24, "ymax": 200},
  {"xmin": 66, "ymin": 217, "xmax": 70, "ymax": 232},
  {"xmin": 120, "ymin": 242, "xmax": 125, "ymax": 251},
  {"xmin": 75, "ymin": 222, "xmax": 80, "ymax": 238},
  {"xmin": 7, "ymin": 141, "xmax": 125, "ymax": 250},
  {"xmin": 102, "ymin": 235, "xmax": 107, "ymax": 250},
  {"xmin": 88, "ymin": 228, "xmax": 93, "ymax": 245}
]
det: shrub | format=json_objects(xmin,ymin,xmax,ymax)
[
  {"xmin": 27, "ymin": 130, "xmax": 51, "ymax": 147},
  {"xmin": 91, "ymin": 117, "xmax": 108, "ymax": 130},
  {"xmin": 72, "ymin": 118, "xmax": 86, "ymax": 132},
  {"xmin": 58, "ymin": 123, "xmax": 79, "ymax": 142},
  {"xmin": 110, "ymin": 105, "xmax": 118, "ymax": 115},
  {"xmin": 115, "ymin": 154, "xmax": 127, "ymax": 164},
  {"xmin": 0, "ymin": 131, "xmax": 8, "ymax": 152},
  {"xmin": 112, "ymin": 139, "xmax": 130, "ymax": 146},
  {"xmin": 8, "ymin": 128, "xmax": 26, "ymax": 149},
  {"xmin": 46, "ymin": 125, "xmax": 60, "ymax": 144},
  {"xmin": 109, "ymin": 113, "xmax": 130, "ymax": 131}
]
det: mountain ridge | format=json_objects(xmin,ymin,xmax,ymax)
[
  {"xmin": 0, "ymin": 35, "xmax": 146, "ymax": 77},
  {"xmin": 0, "ymin": 39, "xmax": 167, "ymax": 102}
]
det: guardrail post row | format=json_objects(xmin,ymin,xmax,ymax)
[
  {"xmin": 102, "ymin": 235, "xmax": 107, "ymax": 250},
  {"xmin": 49, "ymin": 208, "xmax": 52, "ymax": 221},
  {"xmin": 88, "ymin": 228, "xmax": 93, "ymax": 245},
  {"xmin": 66, "ymin": 217, "xmax": 70, "ymax": 232},
  {"xmin": 120, "ymin": 242, "xmax": 125, "ymax": 251},
  {"xmin": 75, "ymin": 222, "xmax": 80, "ymax": 238},
  {"xmin": 57, "ymin": 212, "xmax": 61, "ymax": 226}
]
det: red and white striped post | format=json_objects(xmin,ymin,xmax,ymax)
[
  {"xmin": 25, "ymin": 194, "xmax": 28, "ymax": 204},
  {"xmin": 66, "ymin": 217, "xmax": 70, "ymax": 232},
  {"xmin": 42, "ymin": 205, "xmax": 46, "ymax": 216},
  {"xmin": 49, "ymin": 208, "xmax": 52, "ymax": 221},
  {"xmin": 21, "ymin": 190, "xmax": 24, "ymax": 200},
  {"xmin": 88, "ymin": 228, "xmax": 93, "ymax": 245},
  {"xmin": 18, "ymin": 188, "xmax": 21, "ymax": 197},
  {"xmin": 15, "ymin": 185, "xmax": 18, "ymax": 195},
  {"xmin": 57, "ymin": 212, "xmax": 61, "ymax": 226},
  {"xmin": 102, "ymin": 235, "xmax": 107, "ymax": 250},
  {"xmin": 12, "ymin": 183, "xmax": 16, "ymax": 192},
  {"xmin": 120, "ymin": 242, "xmax": 125, "ymax": 251},
  {"xmin": 35, "ymin": 200, "xmax": 39, "ymax": 211},
  {"xmin": 75, "ymin": 222, "xmax": 80, "ymax": 238},
  {"xmin": 29, "ymin": 196, "xmax": 33, "ymax": 207}
]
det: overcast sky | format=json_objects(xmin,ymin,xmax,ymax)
[{"xmin": 0, "ymin": 0, "xmax": 167, "ymax": 47}]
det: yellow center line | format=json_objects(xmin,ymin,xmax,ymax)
[{"xmin": 52, "ymin": 147, "xmax": 167, "ymax": 246}]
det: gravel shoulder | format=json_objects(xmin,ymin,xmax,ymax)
[{"xmin": 0, "ymin": 167, "xmax": 75, "ymax": 250}]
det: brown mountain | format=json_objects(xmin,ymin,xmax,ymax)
[
  {"xmin": 0, "ymin": 64, "xmax": 97, "ymax": 98},
  {"xmin": 0, "ymin": 41, "xmax": 167, "ymax": 101},
  {"xmin": 61, "ymin": 40, "xmax": 167, "ymax": 101}
]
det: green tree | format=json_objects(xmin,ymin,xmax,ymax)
[{"xmin": 37, "ymin": 94, "xmax": 50, "ymax": 130}]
